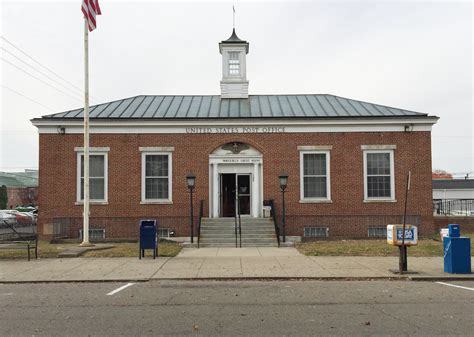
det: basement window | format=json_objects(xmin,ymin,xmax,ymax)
[
  {"xmin": 304, "ymin": 227, "xmax": 329, "ymax": 237},
  {"xmin": 157, "ymin": 228, "xmax": 175, "ymax": 238},
  {"xmin": 368, "ymin": 227, "xmax": 387, "ymax": 238},
  {"xmin": 79, "ymin": 229, "xmax": 105, "ymax": 240}
]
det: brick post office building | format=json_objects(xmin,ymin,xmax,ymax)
[{"xmin": 32, "ymin": 30, "xmax": 439, "ymax": 244}]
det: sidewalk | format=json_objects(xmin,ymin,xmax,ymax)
[{"xmin": 1, "ymin": 248, "xmax": 473, "ymax": 283}]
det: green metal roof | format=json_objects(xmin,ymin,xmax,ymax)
[
  {"xmin": 0, "ymin": 171, "xmax": 38, "ymax": 187},
  {"xmin": 37, "ymin": 94, "xmax": 429, "ymax": 120}
]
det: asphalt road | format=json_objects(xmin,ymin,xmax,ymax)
[{"xmin": 1, "ymin": 280, "xmax": 473, "ymax": 336}]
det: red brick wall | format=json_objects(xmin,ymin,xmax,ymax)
[
  {"xmin": 38, "ymin": 131, "xmax": 434, "ymax": 239},
  {"xmin": 7, "ymin": 187, "xmax": 38, "ymax": 208},
  {"xmin": 433, "ymin": 216, "xmax": 474, "ymax": 233}
]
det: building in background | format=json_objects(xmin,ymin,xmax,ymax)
[
  {"xmin": 433, "ymin": 179, "xmax": 474, "ymax": 217},
  {"xmin": 0, "ymin": 170, "xmax": 39, "ymax": 208},
  {"xmin": 433, "ymin": 179, "xmax": 474, "ymax": 200},
  {"xmin": 31, "ymin": 30, "xmax": 439, "ymax": 243}
]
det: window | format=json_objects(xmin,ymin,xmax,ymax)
[
  {"xmin": 141, "ymin": 152, "xmax": 172, "ymax": 202},
  {"xmin": 79, "ymin": 229, "xmax": 105, "ymax": 240},
  {"xmin": 157, "ymin": 228, "xmax": 175, "ymax": 238},
  {"xmin": 368, "ymin": 227, "xmax": 387, "ymax": 238},
  {"xmin": 228, "ymin": 52, "xmax": 240, "ymax": 75},
  {"xmin": 304, "ymin": 227, "xmax": 329, "ymax": 237},
  {"xmin": 300, "ymin": 151, "xmax": 331, "ymax": 201},
  {"xmin": 363, "ymin": 150, "xmax": 395, "ymax": 200},
  {"xmin": 76, "ymin": 152, "xmax": 108, "ymax": 203}
]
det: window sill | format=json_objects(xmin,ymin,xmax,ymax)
[
  {"xmin": 363, "ymin": 199, "xmax": 397, "ymax": 203},
  {"xmin": 140, "ymin": 200, "xmax": 173, "ymax": 205},
  {"xmin": 75, "ymin": 201, "xmax": 109, "ymax": 206},
  {"xmin": 299, "ymin": 199, "xmax": 332, "ymax": 204}
]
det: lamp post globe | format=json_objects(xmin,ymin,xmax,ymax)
[
  {"xmin": 278, "ymin": 173, "xmax": 288, "ymax": 191},
  {"xmin": 186, "ymin": 172, "xmax": 196, "ymax": 190}
]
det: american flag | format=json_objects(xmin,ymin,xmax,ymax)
[{"xmin": 82, "ymin": 0, "xmax": 102, "ymax": 32}]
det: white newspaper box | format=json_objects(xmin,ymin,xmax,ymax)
[
  {"xmin": 439, "ymin": 228, "xmax": 449, "ymax": 241},
  {"xmin": 387, "ymin": 224, "xmax": 418, "ymax": 246}
]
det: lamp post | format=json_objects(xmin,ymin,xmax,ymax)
[
  {"xmin": 186, "ymin": 172, "xmax": 196, "ymax": 244},
  {"xmin": 278, "ymin": 173, "xmax": 288, "ymax": 243}
]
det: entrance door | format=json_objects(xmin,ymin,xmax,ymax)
[
  {"xmin": 220, "ymin": 174, "xmax": 236, "ymax": 217},
  {"xmin": 219, "ymin": 173, "xmax": 252, "ymax": 217},
  {"xmin": 237, "ymin": 174, "xmax": 251, "ymax": 215}
]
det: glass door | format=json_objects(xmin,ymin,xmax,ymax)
[{"xmin": 236, "ymin": 174, "xmax": 251, "ymax": 215}]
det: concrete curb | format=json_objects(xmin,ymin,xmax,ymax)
[
  {"xmin": 0, "ymin": 276, "xmax": 410, "ymax": 284},
  {"xmin": 150, "ymin": 276, "xmax": 410, "ymax": 281},
  {"xmin": 0, "ymin": 279, "xmax": 150, "ymax": 284},
  {"xmin": 2, "ymin": 275, "xmax": 473, "ymax": 284},
  {"xmin": 409, "ymin": 276, "xmax": 474, "ymax": 281}
]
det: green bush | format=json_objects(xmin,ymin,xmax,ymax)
[{"xmin": 0, "ymin": 185, "xmax": 7, "ymax": 209}]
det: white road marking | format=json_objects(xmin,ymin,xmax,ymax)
[
  {"xmin": 106, "ymin": 283, "xmax": 135, "ymax": 296},
  {"xmin": 436, "ymin": 282, "xmax": 474, "ymax": 292}
]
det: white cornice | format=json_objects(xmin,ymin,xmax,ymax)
[{"xmin": 31, "ymin": 117, "xmax": 438, "ymax": 134}]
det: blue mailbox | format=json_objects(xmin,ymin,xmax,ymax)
[
  {"xmin": 443, "ymin": 224, "xmax": 471, "ymax": 274},
  {"xmin": 448, "ymin": 224, "xmax": 460, "ymax": 238},
  {"xmin": 139, "ymin": 220, "xmax": 158, "ymax": 259}
]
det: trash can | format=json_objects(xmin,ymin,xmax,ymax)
[
  {"xmin": 443, "ymin": 224, "xmax": 471, "ymax": 274},
  {"xmin": 139, "ymin": 220, "xmax": 158, "ymax": 259},
  {"xmin": 263, "ymin": 206, "xmax": 271, "ymax": 218}
]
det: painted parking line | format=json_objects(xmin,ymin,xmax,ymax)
[
  {"xmin": 436, "ymin": 282, "xmax": 474, "ymax": 292},
  {"xmin": 106, "ymin": 283, "xmax": 135, "ymax": 296}
]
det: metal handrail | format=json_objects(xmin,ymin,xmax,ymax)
[
  {"xmin": 197, "ymin": 200, "xmax": 204, "ymax": 248},
  {"xmin": 268, "ymin": 200, "xmax": 281, "ymax": 247},
  {"xmin": 234, "ymin": 193, "xmax": 242, "ymax": 248},
  {"xmin": 238, "ymin": 197, "xmax": 242, "ymax": 248},
  {"xmin": 234, "ymin": 196, "xmax": 238, "ymax": 248}
]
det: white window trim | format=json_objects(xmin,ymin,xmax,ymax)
[
  {"xmin": 228, "ymin": 51, "xmax": 240, "ymax": 76},
  {"xmin": 76, "ymin": 151, "xmax": 108, "ymax": 204},
  {"xmin": 299, "ymin": 150, "xmax": 331, "ymax": 203},
  {"xmin": 363, "ymin": 149, "xmax": 396, "ymax": 202},
  {"xmin": 141, "ymin": 152, "xmax": 173, "ymax": 204}
]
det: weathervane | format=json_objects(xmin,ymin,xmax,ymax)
[{"xmin": 233, "ymin": 5, "xmax": 236, "ymax": 29}]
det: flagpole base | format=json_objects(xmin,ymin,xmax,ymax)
[{"xmin": 79, "ymin": 242, "xmax": 95, "ymax": 247}]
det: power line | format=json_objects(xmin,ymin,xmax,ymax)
[
  {"xmin": 1, "ymin": 84, "xmax": 54, "ymax": 111},
  {"xmin": 0, "ymin": 36, "xmax": 101, "ymax": 103},
  {"xmin": 1, "ymin": 47, "xmax": 85, "ymax": 102},
  {"xmin": 1, "ymin": 57, "xmax": 84, "ymax": 103}
]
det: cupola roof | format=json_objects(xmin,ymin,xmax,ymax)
[{"xmin": 221, "ymin": 28, "xmax": 247, "ymax": 43}]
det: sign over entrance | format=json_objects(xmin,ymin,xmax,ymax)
[{"xmin": 185, "ymin": 126, "xmax": 285, "ymax": 134}]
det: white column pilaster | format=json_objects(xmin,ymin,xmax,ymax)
[{"xmin": 212, "ymin": 163, "xmax": 219, "ymax": 217}]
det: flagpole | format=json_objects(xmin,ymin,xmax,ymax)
[{"xmin": 81, "ymin": 17, "xmax": 91, "ymax": 246}]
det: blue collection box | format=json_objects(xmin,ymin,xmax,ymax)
[
  {"xmin": 448, "ymin": 224, "xmax": 460, "ymax": 238},
  {"xmin": 443, "ymin": 236, "xmax": 471, "ymax": 274},
  {"xmin": 140, "ymin": 220, "xmax": 157, "ymax": 249}
]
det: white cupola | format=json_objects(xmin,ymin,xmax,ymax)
[{"xmin": 219, "ymin": 29, "xmax": 249, "ymax": 98}]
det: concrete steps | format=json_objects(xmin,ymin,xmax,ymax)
[{"xmin": 199, "ymin": 217, "xmax": 278, "ymax": 247}]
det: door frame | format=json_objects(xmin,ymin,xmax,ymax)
[{"xmin": 209, "ymin": 155, "xmax": 263, "ymax": 218}]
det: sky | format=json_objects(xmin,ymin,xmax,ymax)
[{"xmin": 0, "ymin": 1, "xmax": 472, "ymax": 177}]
